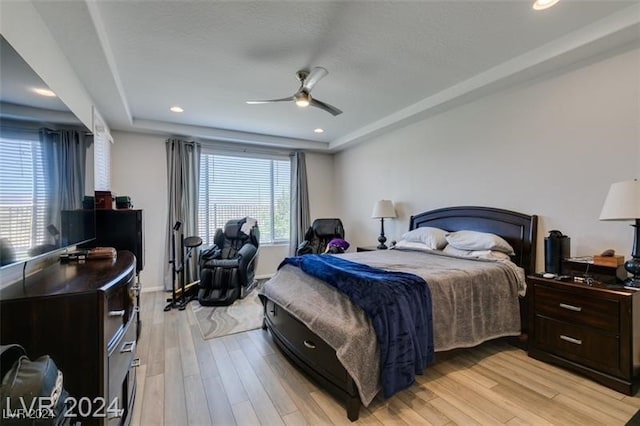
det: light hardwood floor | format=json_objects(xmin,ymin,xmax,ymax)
[{"xmin": 132, "ymin": 291, "xmax": 640, "ymax": 425}]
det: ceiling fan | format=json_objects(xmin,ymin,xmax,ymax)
[{"xmin": 246, "ymin": 67, "xmax": 343, "ymax": 116}]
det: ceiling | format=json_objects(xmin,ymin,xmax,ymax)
[{"xmin": 5, "ymin": 1, "xmax": 640, "ymax": 151}]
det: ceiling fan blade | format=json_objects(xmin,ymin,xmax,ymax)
[
  {"xmin": 310, "ymin": 98, "xmax": 342, "ymax": 116},
  {"xmin": 246, "ymin": 96, "xmax": 294, "ymax": 104},
  {"xmin": 302, "ymin": 67, "xmax": 329, "ymax": 91}
]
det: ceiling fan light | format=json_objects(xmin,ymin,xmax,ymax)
[
  {"xmin": 294, "ymin": 92, "xmax": 310, "ymax": 108},
  {"xmin": 533, "ymin": 0, "xmax": 559, "ymax": 10}
]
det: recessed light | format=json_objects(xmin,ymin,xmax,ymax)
[
  {"xmin": 170, "ymin": 106, "xmax": 184, "ymax": 113},
  {"xmin": 314, "ymin": 128, "xmax": 324, "ymax": 134},
  {"xmin": 33, "ymin": 88, "xmax": 56, "ymax": 97},
  {"xmin": 533, "ymin": 0, "xmax": 559, "ymax": 10}
]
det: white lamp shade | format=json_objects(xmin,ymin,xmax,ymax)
[
  {"xmin": 372, "ymin": 200, "xmax": 396, "ymax": 219},
  {"xmin": 600, "ymin": 180, "xmax": 640, "ymax": 220}
]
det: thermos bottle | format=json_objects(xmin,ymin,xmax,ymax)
[{"xmin": 544, "ymin": 230, "xmax": 570, "ymax": 274}]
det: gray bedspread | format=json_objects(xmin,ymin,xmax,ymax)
[{"xmin": 260, "ymin": 249, "xmax": 526, "ymax": 406}]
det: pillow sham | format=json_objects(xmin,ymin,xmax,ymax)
[
  {"xmin": 445, "ymin": 230, "xmax": 515, "ymax": 255},
  {"xmin": 442, "ymin": 245, "xmax": 511, "ymax": 260},
  {"xmin": 400, "ymin": 227, "xmax": 448, "ymax": 250},
  {"xmin": 393, "ymin": 240, "xmax": 435, "ymax": 252}
]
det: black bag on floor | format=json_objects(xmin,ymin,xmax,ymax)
[{"xmin": 0, "ymin": 344, "xmax": 69, "ymax": 425}]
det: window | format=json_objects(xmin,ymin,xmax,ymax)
[
  {"xmin": 198, "ymin": 152, "xmax": 290, "ymax": 245},
  {"xmin": 93, "ymin": 107, "xmax": 112, "ymax": 191},
  {"xmin": 0, "ymin": 128, "xmax": 47, "ymax": 261}
]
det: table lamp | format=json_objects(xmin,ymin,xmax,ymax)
[
  {"xmin": 600, "ymin": 179, "xmax": 640, "ymax": 286},
  {"xmin": 371, "ymin": 200, "xmax": 396, "ymax": 249}
]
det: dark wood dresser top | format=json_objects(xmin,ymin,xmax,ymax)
[{"xmin": 0, "ymin": 251, "xmax": 135, "ymax": 300}]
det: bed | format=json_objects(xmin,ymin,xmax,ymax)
[{"xmin": 259, "ymin": 206, "xmax": 538, "ymax": 421}]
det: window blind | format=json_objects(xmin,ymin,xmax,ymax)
[
  {"xmin": 93, "ymin": 108, "xmax": 112, "ymax": 191},
  {"xmin": 198, "ymin": 153, "xmax": 291, "ymax": 245},
  {"xmin": 0, "ymin": 129, "xmax": 47, "ymax": 261}
]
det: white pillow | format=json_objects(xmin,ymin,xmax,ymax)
[
  {"xmin": 401, "ymin": 227, "xmax": 448, "ymax": 250},
  {"xmin": 442, "ymin": 245, "xmax": 511, "ymax": 261},
  {"xmin": 393, "ymin": 240, "xmax": 434, "ymax": 252},
  {"xmin": 445, "ymin": 230, "xmax": 515, "ymax": 255}
]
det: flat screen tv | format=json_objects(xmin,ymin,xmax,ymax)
[{"xmin": 0, "ymin": 35, "xmax": 95, "ymax": 270}]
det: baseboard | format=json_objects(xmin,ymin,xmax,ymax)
[
  {"xmin": 143, "ymin": 276, "xmax": 271, "ymax": 293},
  {"xmin": 142, "ymin": 285, "xmax": 164, "ymax": 293}
]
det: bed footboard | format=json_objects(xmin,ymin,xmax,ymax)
[{"xmin": 261, "ymin": 296, "xmax": 361, "ymax": 421}]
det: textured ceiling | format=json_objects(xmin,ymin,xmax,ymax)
[{"xmin": 4, "ymin": 1, "xmax": 640, "ymax": 151}]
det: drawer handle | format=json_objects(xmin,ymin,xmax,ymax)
[
  {"xmin": 131, "ymin": 358, "xmax": 141, "ymax": 368},
  {"xmin": 559, "ymin": 303, "xmax": 582, "ymax": 312},
  {"xmin": 121, "ymin": 340, "xmax": 136, "ymax": 353},
  {"xmin": 109, "ymin": 310, "xmax": 126, "ymax": 317},
  {"xmin": 560, "ymin": 335, "xmax": 582, "ymax": 345},
  {"xmin": 303, "ymin": 340, "xmax": 316, "ymax": 349}
]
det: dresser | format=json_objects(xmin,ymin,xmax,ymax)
[
  {"xmin": 0, "ymin": 251, "xmax": 139, "ymax": 425},
  {"xmin": 528, "ymin": 275, "xmax": 640, "ymax": 394}
]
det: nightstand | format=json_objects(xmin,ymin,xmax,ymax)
[
  {"xmin": 356, "ymin": 246, "xmax": 379, "ymax": 252},
  {"xmin": 528, "ymin": 275, "xmax": 640, "ymax": 395}
]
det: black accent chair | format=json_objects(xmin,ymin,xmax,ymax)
[
  {"xmin": 198, "ymin": 217, "xmax": 259, "ymax": 306},
  {"xmin": 296, "ymin": 218, "xmax": 345, "ymax": 255}
]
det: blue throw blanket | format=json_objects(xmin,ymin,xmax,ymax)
[{"xmin": 279, "ymin": 254, "xmax": 434, "ymax": 398}]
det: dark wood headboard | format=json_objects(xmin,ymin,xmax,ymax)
[{"xmin": 410, "ymin": 206, "xmax": 538, "ymax": 276}]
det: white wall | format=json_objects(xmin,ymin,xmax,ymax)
[
  {"xmin": 334, "ymin": 48, "xmax": 640, "ymax": 272},
  {"xmin": 110, "ymin": 132, "xmax": 335, "ymax": 290}
]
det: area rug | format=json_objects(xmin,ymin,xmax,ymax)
[{"xmin": 192, "ymin": 279, "xmax": 267, "ymax": 340}]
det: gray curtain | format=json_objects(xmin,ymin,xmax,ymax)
[
  {"xmin": 290, "ymin": 151, "xmax": 310, "ymax": 256},
  {"xmin": 39, "ymin": 128, "xmax": 88, "ymax": 236},
  {"xmin": 165, "ymin": 138, "xmax": 201, "ymax": 291}
]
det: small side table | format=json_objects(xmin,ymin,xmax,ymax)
[{"xmin": 356, "ymin": 246, "xmax": 380, "ymax": 252}]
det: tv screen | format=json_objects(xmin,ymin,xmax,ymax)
[{"xmin": 0, "ymin": 36, "xmax": 95, "ymax": 269}]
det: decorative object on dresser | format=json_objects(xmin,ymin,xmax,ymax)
[
  {"xmin": 528, "ymin": 274, "xmax": 640, "ymax": 395},
  {"xmin": 599, "ymin": 179, "xmax": 640, "ymax": 286},
  {"xmin": 544, "ymin": 230, "xmax": 570, "ymax": 274},
  {"xmin": 0, "ymin": 251, "xmax": 139, "ymax": 425},
  {"xmin": 562, "ymin": 256, "xmax": 627, "ymax": 285},
  {"xmin": 371, "ymin": 200, "xmax": 396, "ymax": 249}
]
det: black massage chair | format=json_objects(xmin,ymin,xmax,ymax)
[
  {"xmin": 198, "ymin": 217, "xmax": 259, "ymax": 306},
  {"xmin": 296, "ymin": 218, "xmax": 345, "ymax": 255}
]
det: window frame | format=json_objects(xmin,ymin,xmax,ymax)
[{"xmin": 197, "ymin": 148, "xmax": 291, "ymax": 246}]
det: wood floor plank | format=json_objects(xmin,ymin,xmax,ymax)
[
  {"xmin": 310, "ymin": 390, "xmax": 362, "ymax": 426},
  {"xmin": 231, "ymin": 400, "xmax": 261, "ymax": 426},
  {"xmin": 236, "ymin": 333, "xmax": 298, "ymax": 416},
  {"xmin": 183, "ymin": 374, "xmax": 213, "ymax": 425},
  {"xmin": 282, "ymin": 410, "xmax": 309, "ymax": 426},
  {"xmin": 164, "ymin": 346, "xmax": 188, "ymax": 425},
  {"xmin": 146, "ymin": 322, "xmax": 165, "ymax": 377},
  {"xmin": 139, "ymin": 372, "xmax": 163, "ymax": 426},
  {"xmin": 202, "ymin": 375, "xmax": 237, "ymax": 426},
  {"xmin": 433, "ymin": 361, "xmax": 552, "ymax": 426},
  {"xmin": 228, "ymin": 348, "xmax": 286, "ymax": 426},
  {"xmin": 263, "ymin": 353, "xmax": 334, "ymax": 424},
  {"xmin": 209, "ymin": 337, "xmax": 249, "ymax": 405},
  {"xmin": 394, "ymin": 389, "xmax": 450, "ymax": 426},
  {"xmin": 177, "ymin": 315, "xmax": 200, "ymax": 377},
  {"xmin": 130, "ymin": 363, "xmax": 146, "ymax": 426},
  {"xmin": 190, "ymin": 323, "xmax": 220, "ymax": 380}
]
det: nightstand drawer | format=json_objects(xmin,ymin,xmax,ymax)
[
  {"xmin": 534, "ymin": 285, "xmax": 619, "ymax": 333},
  {"xmin": 534, "ymin": 316, "xmax": 621, "ymax": 376}
]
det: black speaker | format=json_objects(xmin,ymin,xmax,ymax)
[
  {"xmin": 85, "ymin": 209, "xmax": 144, "ymax": 273},
  {"xmin": 544, "ymin": 230, "xmax": 570, "ymax": 274}
]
